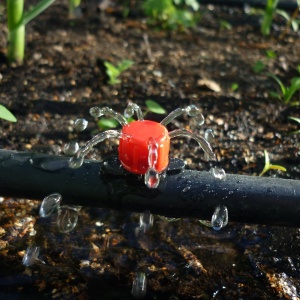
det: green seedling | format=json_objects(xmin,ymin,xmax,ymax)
[
  {"xmin": 265, "ymin": 49, "xmax": 277, "ymax": 59},
  {"xmin": 104, "ymin": 60, "xmax": 134, "ymax": 85},
  {"xmin": 288, "ymin": 116, "xmax": 300, "ymax": 134},
  {"xmin": 259, "ymin": 150, "xmax": 286, "ymax": 177},
  {"xmin": 253, "ymin": 51, "xmax": 276, "ymax": 74},
  {"xmin": 267, "ymin": 73, "xmax": 300, "ymax": 105},
  {"xmin": 230, "ymin": 83, "xmax": 239, "ymax": 92},
  {"xmin": 219, "ymin": 20, "xmax": 232, "ymax": 30},
  {"xmin": 277, "ymin": 9, "xmax": 300, "ymax": 31},
  {"xmin": 252, "ymin": 60, "xmax": 265, "ymax": 74},
  {"xmin": 143, "ymin": 0, "xmax": 200, "ymax": 30},
  {"xmin": 68, "ymin": 0, "xmax": 81, "ymax": 18},
  {"xmin": 7, "ymin": 0, "xmax": 55, "ymax": 64},
  {"xmin": 98, "ymin": 100, "xmax": 166, "ymax": 130},
  {"xmin": 145, "ymin": 99, "xmax": 166, "ymax": 115},
  {"xmin": 261, "ymin": 0, "xmax": 279, "ymax": 36},
  {"xmin": 0, "ymin": 104, "xmax": 17, "ymax": 122},
  {"xmin": 260, "ymin": 0, "xmax": 300, "ymax": 36}
]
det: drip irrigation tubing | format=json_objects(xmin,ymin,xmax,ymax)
[
  {"xmin": 200, "ymin": 0, "xmax": 298, "ymax": 11},
  {"xmin": 0, "ymin": 149, "xmax": 300, "ymax": 227}
]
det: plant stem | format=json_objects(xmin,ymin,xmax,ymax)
[
  {"xmin": 7, "ymin": 0, "xmax": 25, "ymax": 64},
  {"xmin": 68, "ymin": 0, "xmax": 81, "ymax": 19}
]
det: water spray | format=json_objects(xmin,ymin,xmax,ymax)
[{"xmin": 0, "ymin": 103, "xmax": 299, "ymax": 227}]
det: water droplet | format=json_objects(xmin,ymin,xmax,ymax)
[
  {"xmin": 194, "ymin": 113, "xmax": 205, "ymax": 126},
  {"xmin": 131, "ymin": 272, "xmax": 147, "ymax": 299},
  {"xmin": 57, "ymin": 206, "xmax": 79, "ymax": 233},
  {"xmin": 139, "ymin": 210, "xmax": 153, "ymax": 233},
  {"xmin": 211, "ymin": 166, "xmax": 226, "ymax": 180},
  {"xmin": 29, "ymin": 229, "xmax": 37, "ymax": 236},
  {"xmin": 182, "ymin": 186, "xmax": 191, "ymax": 193},
  {"xmin": 145, "ymin": 167, "xmax": 160, "ymax": 189},
  {"xmin": 69, "ymin": 156, "xmax": 84, "ymax": 169},
  {"xmin": 124, "ymin": 107, "xmax": 134, "ymax": 118},
  {"xmin": 74, "ymin": 118, "xmax": 88, "ymax": 131},
  {"xmin": 39, "ymin": 193, "xmax": 62, "ymax": 217},
  {"xmin": 148, "ymin": 138, "xmax": 158, "ymax": 168},
  {"xmin": 22, "ymin": 244, "xmax": 40, "ymax": 267},
  {"xmin": 186, "ymin": 104, "xmax": 199, "ymax": 116},
  {"xmin": 205, "ymin": 129, "xmax": 214, "ymax": 143},
  {"xmin": 89, "ymin": 106, "xmax": 103, "ymax": 118},
  {"xmin": 64, "ymin": 141, "xmax": 79, "ymax": 156},
  {"xmin": 177, "ymin": 176, "xmax": 185, "ymax": 182},
  {"xmin": 211, "ymin": 205, "xmax": 228, "ymax": 231}
]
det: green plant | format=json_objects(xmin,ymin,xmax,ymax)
[
  {"xmin": 68, "ymin": 0, "xmax": 81, "ymax": 19},
  {"xmin": 260, "ymin": 0, "xmax": 300, "ymax": 36},
  {"xmin": 289, "ymin": 116, "xmax": 300, "ymax": 134},
  {"xmin": 259, "ymin": 150, "xmax": 286, "ymax": 177},
  {"xmin": 7, "ymin": 0, "xmax": 55, "ymax": 64},
  {"xmin": 252, "ymin": 60, "xmax": 266, "ymax": 74},
  {"xmin": 98, "ymin": 100, "xmax": 166, "ymax": 130},
  {"xmin": 143, "ymin": 0, "xmax": 200, "ymax": 30},
  {"xmin": 0, "ymin": 104, "xmax": 17, "ymax": 122},
  {"xmin": 230, "ymin": 83, "xmax": 239, "ymax": 92},
  {"xmin": 267, "ymin": 73, "xmax": 300, "ymax": 105},
  {"xmin": 265, "ymin": 49, "xmax": 277, "ymax": 59},
  {"xmin": 261, "ymin": 0, "xmax": 279, "ymax": 36},
  {"xmin": 276, "ymin": 9, "xmax": 300, "ymax": 33},
  {"xmin": 104, "ymin": 59, "xmax": 134, "ymax": 85},
  {"xmin": 219, "ymin": 20, "xmax": 232, "ymax": 30},
  {"xmin": 145, "ymin": 99, "xmax": 166, "ymax": 115}
]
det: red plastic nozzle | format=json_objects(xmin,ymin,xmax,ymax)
[{"xmin": 119, "ymin": 120, "xmax": 170, "ymax": 174}]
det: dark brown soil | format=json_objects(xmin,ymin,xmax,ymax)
[{"xmin": 0, "ymin": 1, "xmax": 300, "ymax": 299}]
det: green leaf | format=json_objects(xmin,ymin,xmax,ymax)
[
  {"xmin": 259, "ymin": 149, "xmax": 286, "ymax": 176},
  {"xmin": 0, "ymin": 105, "xmax": 17, "ymax": 122},
  {"xmin": 265, "ymin": 49, "xmax": 276, "ymax": 59},
  {"xmin": 268, "ymin": 91, "xmax": 281, "ymax": 99},
  {"xmin": 290, "ymin": 100, "xmax": 300, "ymax": 106},
  {"xmin": 104, "ymin": 61, "xmax": 120, "ymax": 77},
  {"xmin": 117, "ymin": 60, "xmax": 134, "ymax": 73},
  {"xmin": 267, "ymin": 72, "xmax": 286, "ymax": 96},
  {"xmin": 261, "ymin": 0, "xmax": 279, "ymax": 35},
  {"xmin": 276, "ymin": 9, "xmax": 290, "ymax": 21},
  {"xmin": 185, "ymin": 0, "xmax": 200, "ymax": 11},
  {"xmin": 259, "ymin": 149, "xmax": 270, "ymax": 177},
  {"xmin": 269, "ymin": 164, "xmax": 287, "ymax": 172},
  {"xmin": 289, "ymin": 116, "xmax": 300, "ymax": 124},
  {"xmin": 252, "ymin": 60, "xmax": 265, "ymax": 73},
  {"xmin": 145, "ymin": 100, "xmax": 166, "ymax": 114},
  {"xmin": 22, "ymin": 0, "xmax": 56, "ymax": 27},
  {"xmin": 219, "ymin": 20, "xmax": 232, "ymax": 30},
  {"xmin": 97, "ymin": 118, "xmax": 119, "ymax": 130},
  {"xmin": 291, "ymin": 19, "xmax": 299, "ymax": 32},
  {"xmin": 104, "ymin": 60, "xmax": 133, "ymax": 85},
  {"xmin": 230, "ymin": 83, "xmax": 239, "ymax": 92},
  {"xmin": 284, "ymin": 77, "xmax": 300, "ymax": 103},
  {"xmin": 104, "ymin": 61, "xmax": 121, "ymax": 85}
]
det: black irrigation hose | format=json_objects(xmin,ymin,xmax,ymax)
[
  {"xmin": 0, "ymin": 149, "xmax": 300, "ymax": 227},
  {"xmin": 200, "ymin": 0, "xmax": 298, "ymax": 11}
]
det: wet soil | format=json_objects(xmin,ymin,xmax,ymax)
[{"xmin": 0, "ymin": 1, "xmax": 300, "ymax": 299}]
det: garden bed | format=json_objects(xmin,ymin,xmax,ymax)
[{"xmin": 0, "ymin": 1, "xmax": 300, "ymax": 299}]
